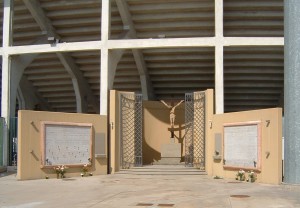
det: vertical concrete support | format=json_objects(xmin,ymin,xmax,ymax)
[
  {"xmin": 100, "ymin": 49, "xmax": 110, "ymax": 116},
  {"xmin": 215, "ymin": 46, "xmax": 224, "ymax": 114},
  {"xmin": 215, "ymin": 0, "xmax": 224, "ymax": 114},
  {"xmin": 1, "ymin": 0, "xmax": 13, "ymax": 166},
  {"xmin": 100, "ymin": 0, "xmax": 111, "ymax": 115},
  {"xmin": 284, "ymin": 0, "xmax": 300, "ymax": 184},
  {"xmin": 1, "ymin": 54, "xmax": 11, "ymax": 166}
]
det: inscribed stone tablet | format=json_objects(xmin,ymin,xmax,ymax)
[
  {"xmin": 224, "ymin": 124, "xmax": 259, "ymax": 168},
  {"xmin": 43, "ymin": 123, "xmax": 92, "ymax": 166}
]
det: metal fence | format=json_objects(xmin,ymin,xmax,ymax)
[
  {"xmin": 120, "ymin": 93, "xmax": 143, "ymax": 168},
  {"xmin": 185, "ymin": 92, "xmax": 206, "ymax": 169},
  {"xmin": 9, "ymin": 117, "xmax": 18, "ymax": 166},
  {"xmin": 0, "ymin": 118, "xmax": 4, "ymax": 166}
]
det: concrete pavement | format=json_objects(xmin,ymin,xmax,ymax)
[{"xmin": 0, "ymin": 165, "xmax": 300, "ymax": 208}]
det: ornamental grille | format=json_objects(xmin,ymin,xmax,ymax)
[
  {"xmin": 120, "ymin": 93, "xmax": 143, "ymax": 168},
  {"xmin": 185, "ymin": 92, "xmax": 206, "ymax": 170}
]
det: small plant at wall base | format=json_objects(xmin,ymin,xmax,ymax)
[
  {"xmin": 81, "ymin": 164, "xmax": 89, "ymax": 177},
  {"xmin": 53, "ymin": 165, "xmax": 68, "ymax": 179},
  {"xmin": 236, "ymin": 170, "xmax": 245, "ymax": 181},
  {"xmin": 213, "ymin": 175, "xmax": 222, "ymax": 179},
  {"xmin": 247, "ymin": 170, "xmax": 256, "ymax": 182},
  {"xmin": 54, "ymin": 166, "xmax": 60, "ymax": 179}
]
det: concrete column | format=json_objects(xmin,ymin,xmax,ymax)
[
  {"xmin": 100, "ymin": 49, "xmax": 110, "ymax": 115},
  {"xmin": 215, "ymin": 45, "xmax": 224, "ymax": 114},
  {"xmin": 1, "ymin": 54, "xmax": 11, "ymax": 166},
  {"xmin": 284, "ymin": 0, "xmax": 300, "ymax": 184},
  {"xmin": 215, "ymin": 0, "xmax": 224, "ymax": 114},
  {"xmin": 100, "ymin": 0, "xmax": 111, "ymax": 115},
  {"xmin": 1, "ymin": 0, "xmax": 13, "ymax": 166}
]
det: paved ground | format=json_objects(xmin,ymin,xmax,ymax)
[{"xmin": 1, "ymin": 165, "xmax": 300, "ymax": 208}]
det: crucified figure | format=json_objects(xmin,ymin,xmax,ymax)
[{"xmin": 160, "ymin": 100, "xmax": 184, "ymax": 128}]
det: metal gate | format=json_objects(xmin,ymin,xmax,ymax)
[
  {"xmin": 9, "ymin": 117, "xmax": 18, "ymax": 166},
  {"xmin": 120, "ymin": 93, "xmax": 143, "ymax": 169},
  {"xmin": 185, "ymin": 91, "xmax": 206, "ymax": 169}
]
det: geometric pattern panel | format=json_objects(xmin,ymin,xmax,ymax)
[
  {"xmin": 193, "ymin": 92, "xmax": 206, "ymax": 170},
  {"xmin": 120, "ymin": 93, "xmax": 143, "ymax": 168},
  {"xmin": 185, "ymin": 93, "xmax": 194, "ymax": 167},
  {"xmin": 185, "ymin": 91, "xmax": 205, "ymax": 169}
]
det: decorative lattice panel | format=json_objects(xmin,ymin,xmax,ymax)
[
  {"xmin": 185, "ymin": 92, "xmax": 205, "ymax": 169},
  {"xmin": 120, "ymin": 93, "xmax": 143, "ymax": 168},
  {"xmin": 185, "ymin": 93, "xmax": 194, "ymax": 167}
]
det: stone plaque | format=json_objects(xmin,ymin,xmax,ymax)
[
  {"xmin": 223, "ymin": 122, "xmax": 261, "ymax": 169},
  {"xmin": 41, "ymin": 122, "xmax": 92, "ymax": 167}
]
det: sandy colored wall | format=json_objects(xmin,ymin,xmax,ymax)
[
  {"xmin": 207, "ymin": 108, "xmax": 282, "ymax": 184},
  {"xmin": 143, "ymin": 101, "xmax": 185, "ymax": 164},
  {"xmin": 110, "ymin": 90, "xmax": 121, "ymax": 173},
  {"xmin": 204, "ymin": 89, "xmax": 214, "ymax": 171},
  {"xmin": 17, "ymin": 110, "xmax": 107, "ymax": 180},
  {"xmin": 110, "ymin": 90, "xmax": 137, "ymax": 172}
]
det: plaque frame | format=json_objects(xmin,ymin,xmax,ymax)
[
  {"xmin": 222, "ymin": 121, "xmax": 262, "ymax": 172},
  {"xmin": 40, "ymin": 121, "xmax": 93, "ymax": 169}
]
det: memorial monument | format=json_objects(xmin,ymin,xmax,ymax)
[
  {"xmin": 160, "ymin": 100, "xmax": 184, "ymax": 138},
  {"xmin": 158, "ymin": 100, "xmax": 184, "ymax": 164}
]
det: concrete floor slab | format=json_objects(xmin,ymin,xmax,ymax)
[{"xmin": 0, "ymin": 166, "xmax": 300, "ymax": 208}]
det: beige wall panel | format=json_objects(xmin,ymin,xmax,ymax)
[
  {"xmin": 17, "ymin": 110, "xmax": 107, "ymax": 180},
  {"xmin": 208, "ymin": 108, "xmax": 282, "ymax": 184},
  {"xmin": 204, "ymin": 89, "xmax": 214, "ymax": 174},
  {"xmin": 110, "ymin": 90, "xmax": 136, "ymax": 172},
  {"xmin": 109, "ymin": 90, "xmax": 118, "ymax": 173}
]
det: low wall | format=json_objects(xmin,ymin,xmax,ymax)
[
  {"xmin": 207, "ymin": 108, "xmax": 282, "ymax": 184},
  {"xmin": 17, "ymin": 110, "xmax": 107, "ymax": 180}
]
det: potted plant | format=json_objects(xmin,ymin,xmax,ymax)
[
  {"xmin": 81, "ymin": 164, "xmax": 89, "ymax": 177},
  {"xmin": 236, "ymin": 169, "xmax": 245, "ymax": 181},
  {"xmin": 54, "ymin": 166, "xmax": 61, "ymax": 179},
  {"xmin": 53, "ymin": 165, "xmax": 68, "ymax": 179},
  {"xmin": 248, "ymin": 170, "xmax": 256, "ymax": 182},
  {"xmin": 60, "ymin": 165, "xmax": 68, "ymax": 178}
]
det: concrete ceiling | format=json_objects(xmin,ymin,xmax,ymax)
[{"xmin": 0, "ymin": 0, "xmax": 284, "ymax": 113}]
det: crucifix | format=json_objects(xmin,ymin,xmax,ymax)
[{"xmin": 160, "ymin": 100, "xmax": 184, "ymax": 138}]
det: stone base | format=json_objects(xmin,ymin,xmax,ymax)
[
  {"xmin": 170, "ymin": 137, "xmax": 175, "ymax": 143},
  {"xmin": 154, "ymin": 157, "xmax": 182, "ymax": 165},
  {"xmin": 7, "ymin": 166, "xmax": 17, "ymax": 172},
  {"xmin": 0, "ymin": 166, "xmax": 7, "ymax": 173},
  {"xmin": 161, "ymin": 143, "xmax": 181, "ymax": 158},
  {"xmin": 154, "ymin": 142, "xmax": 182, "ymax": 165}
]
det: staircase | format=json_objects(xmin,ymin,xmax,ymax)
[{"xmin": 116, "ymin": 165, "xmax": 206, "ymax": 176}]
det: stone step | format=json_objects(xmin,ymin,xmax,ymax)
[
  {"xmin": 0, "ymin": 166, "xmax": 7, "ymax": 173},
  {"xmin": 7, "ymin": 166, "xmax": 17, "ymax": 172},
  {"xmin": 117, "ymin": 165, "xmax": 207, "ymax": 175}
]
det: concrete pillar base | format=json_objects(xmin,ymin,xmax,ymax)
[{"xmin": 0, "ymin": 166, "xmax": 7, "ymax": 173}]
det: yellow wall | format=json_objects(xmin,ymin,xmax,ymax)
[
  {"xmin": 17, "ymin": 110, "xmax": 107, "ymax": 180},
  {"xmin": 207, "ymin": 108, "xmax": 282, "ymax": 184},
  {"xmin": 204, "ymin": 89, "xmax": 214, "ymax": 171},
  {"xmin": 110, "ymin": 90, "xmax": 121, "ymax": 173},
  {"xmin": 110, "ymin": 90, "xmax": 136, "ymax": 172},
  {"xmin": 143, "ymin": 101, "xmax": 185, "ymax": 164}
]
